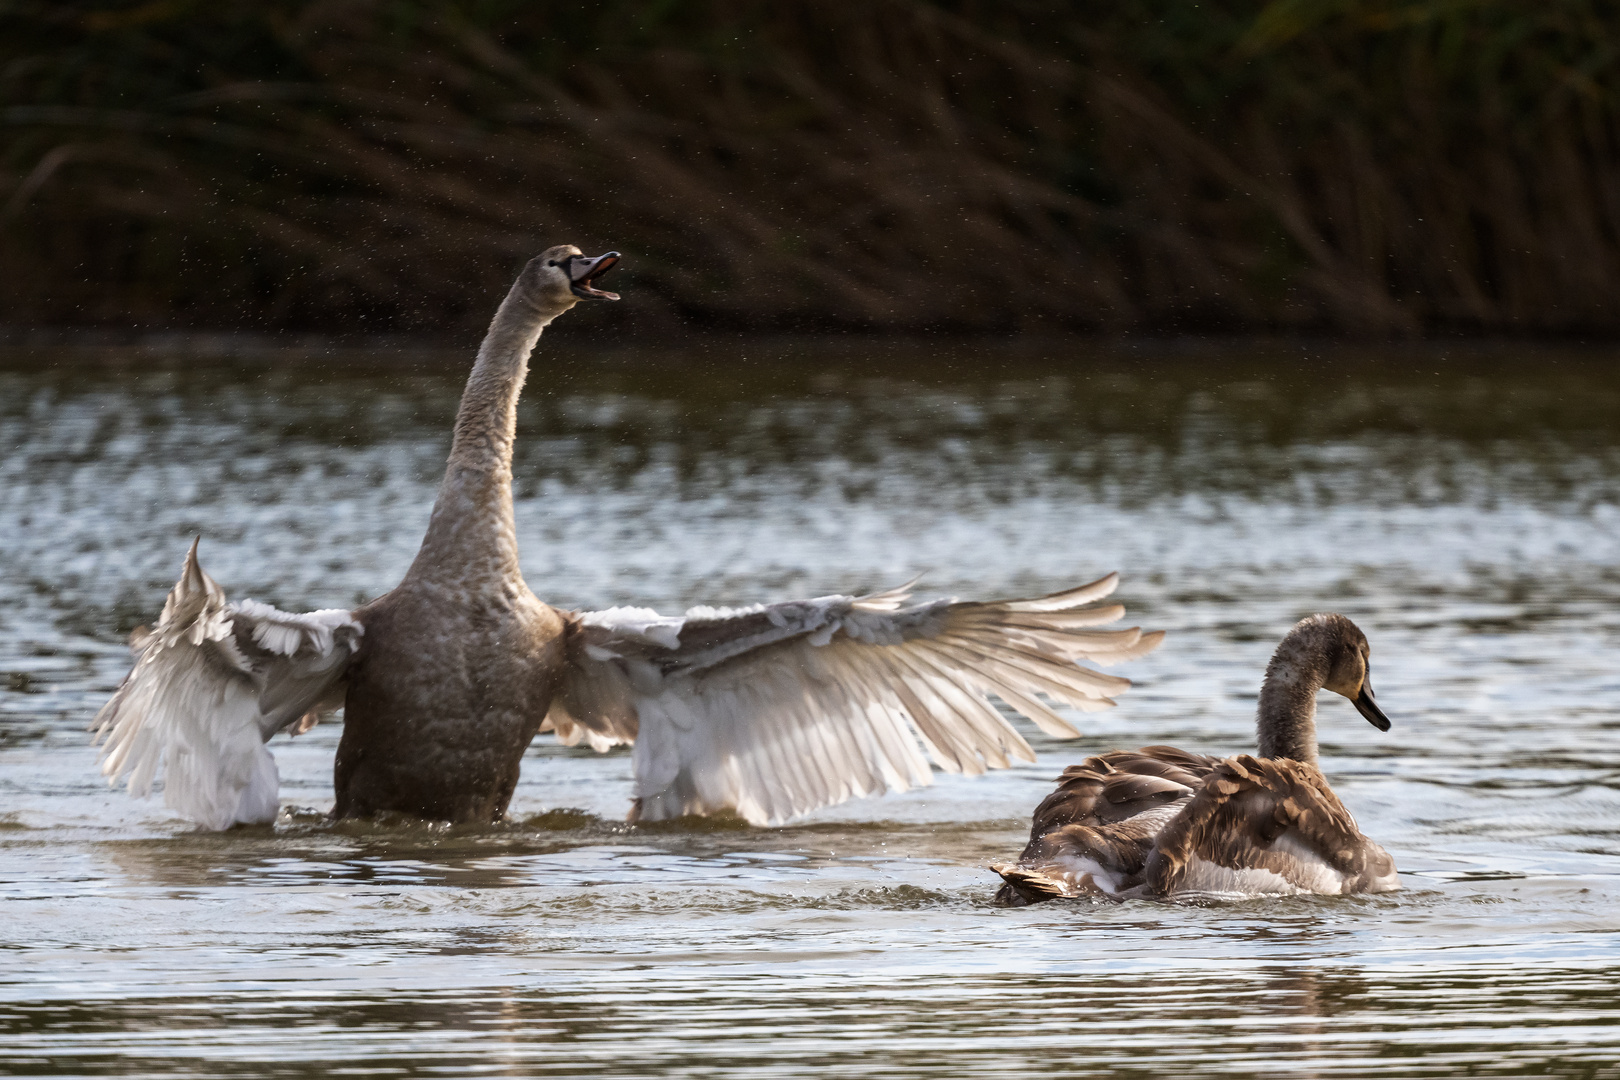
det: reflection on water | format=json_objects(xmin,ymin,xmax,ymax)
[
  {"xmin": 1, "ymin": 342, "xmax": 1618, "ymax": 1077},
  {"xmin": 6, "ymin": 967, "xmax": 1618, "ymax": 1078}
]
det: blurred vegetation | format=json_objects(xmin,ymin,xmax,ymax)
[{"xmin": 2, "ymin": 0, "xmax": 1619, "ymax": 335}]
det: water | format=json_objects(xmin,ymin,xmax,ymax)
[{"xmin": 2, "ymin": 341, "xmax": 1618, "ymax": 1077}]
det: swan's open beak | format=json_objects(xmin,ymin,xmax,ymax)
[
  {"xmin": 569, "ymin": 252, "xmax": 621, "ymax": 300},
  {"xmin": 1352, "ymin": 681, "xmax": 1391, "ymax": 731}
]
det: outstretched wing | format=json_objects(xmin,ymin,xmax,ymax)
[
  {"xmin": 93, "ymin": 539, "xmax": 362, "ymax": 830},
  {"xmin": 544, "ymin": 573, "xmax": 1163, "ymax": 825}
]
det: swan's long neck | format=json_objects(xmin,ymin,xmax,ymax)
[
  {"xmin": 405, "ymin": 283, "xmax": 557, "ymax": 587},
  {"xmin": 1255, "ymin": 641, "xmax": 1326, "ymax": 764}
]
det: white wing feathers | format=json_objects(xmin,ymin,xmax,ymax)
[
  {"xmin": 545, "ymin": 573, "xmax": 1164, "ymax": 825},
  {"xmin": 92, "ymin": 539, "xmax": 361, "ymax": 830}
]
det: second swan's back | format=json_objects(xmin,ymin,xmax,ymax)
[{"xmin": 992, "ymin": 614, "xmax": 1398, "ymax": 902}]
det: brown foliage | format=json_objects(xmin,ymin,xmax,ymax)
[{"xmin": 4, "ymin": 0, "xmax": 1619, "ymax": 334}]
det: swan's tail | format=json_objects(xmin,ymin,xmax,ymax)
[{"xmin": 989, "ymin": 862, "xmax": 1076, "ymax": 906}]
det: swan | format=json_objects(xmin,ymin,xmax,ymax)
[
  {"xmin": 91, "ymin": 245, "xmax": 1165, "ymax": 831},
  {"xmin": 990, "ymin": 613, "xmax": 1398, "ymax": 902}
]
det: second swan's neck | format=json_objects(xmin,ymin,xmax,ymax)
[
  {"xmin": 405, "ymin": 283, "xmax": 557, "ymax": 587},
  {"xmin": 1255, "ymin": 643, "xmax": 1326, "ymax": 763}
]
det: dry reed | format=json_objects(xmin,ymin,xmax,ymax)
[{"xmin": 3, "ymin": 0, "xmax": 1618, "ymax": 335}]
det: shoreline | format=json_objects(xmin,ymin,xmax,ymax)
[{"xmin": 3, "ymin": 327, "xmax": 1616, "ymax": 370}]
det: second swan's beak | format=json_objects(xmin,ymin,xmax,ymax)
[
  {"xmin": 569, "ymin": 252, "xmax": 621, "ymax": 300},
  {"xmin": 1352, "ymin": 681, "xmax": 1392, "ymax": 731}
]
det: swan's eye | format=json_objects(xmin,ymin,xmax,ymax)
[{"xmin": 547, "ymin": 260, "xmax": 559, "ymax": 267}]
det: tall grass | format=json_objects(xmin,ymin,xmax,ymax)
[{"xmin": 3, "ymin": 0, "xmax": 1619, "ymax": 335}]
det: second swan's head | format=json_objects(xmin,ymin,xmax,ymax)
[
  {"xmin": 517, "ymin": 245, "xmax": 622, "ymax": 314},
  {"xmin": 1282, "ymin": 613, "xmax": 1391, "ymax": 732}
]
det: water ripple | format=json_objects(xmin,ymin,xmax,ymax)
[{"xmin": 2, "ymin": 348, "xmax": 1618, "ymax": 1076}]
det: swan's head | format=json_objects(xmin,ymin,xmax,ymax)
[
  {"xmin": 1294, "ymin": 613, "xmax": 1391, "ymax": 731},
  {"xmin": 517, "ymin": 245, "xmax": 622, "ymax": 315}
]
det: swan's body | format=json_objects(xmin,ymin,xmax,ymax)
[
  {"xmin": 93, "ymin": 246, "xmax": 1165, "ymax": 830},
  {"xmin": 332, "ymin": 257, "xmax": 572, "ymax": 821},
  {"xmin": 991, "ymin": 614, "xmax": 1398, "ymax": 902}
]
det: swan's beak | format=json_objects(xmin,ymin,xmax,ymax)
[
  {"xmin": 1352, "ymin": 681, "xmax": 1391, "ymax": 731},
  {"xmin": 569, "ymin": 252, "xmax": 621, "ymax": 300}
]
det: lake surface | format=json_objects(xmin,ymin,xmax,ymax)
[{"xmin": 1, "ymin": 340, "xmax": 1618, "ymax": 1077}]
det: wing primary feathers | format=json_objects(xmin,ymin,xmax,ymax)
[
  {"xmin": 895, "ymin": 645, "xmax": 1029, "ymax": 770},
  {"xmin": 955, "ymin": 604, "xmax": 1129, "ymax": 632},
  {"xmin": 841, "ymin": 647, "xmax": 945, "ymax": 780},
  {"xmin": 554, "ymin": 572, "xmax": 1162, "ymax": 824},
  {"xmin": 984, "ymin": 683, "xmax": 1081, "ymax": 739},
  {"xmin": 849, "ymin": 575, "xmax": 925, "ymax": 612},
  {"xmin": 997, "ymin": 573, "xmax": 1120, "ymax": 613},
  {"xmin": 905, "ymin": 641, "xmax": 1034, "ymax": 754}
]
